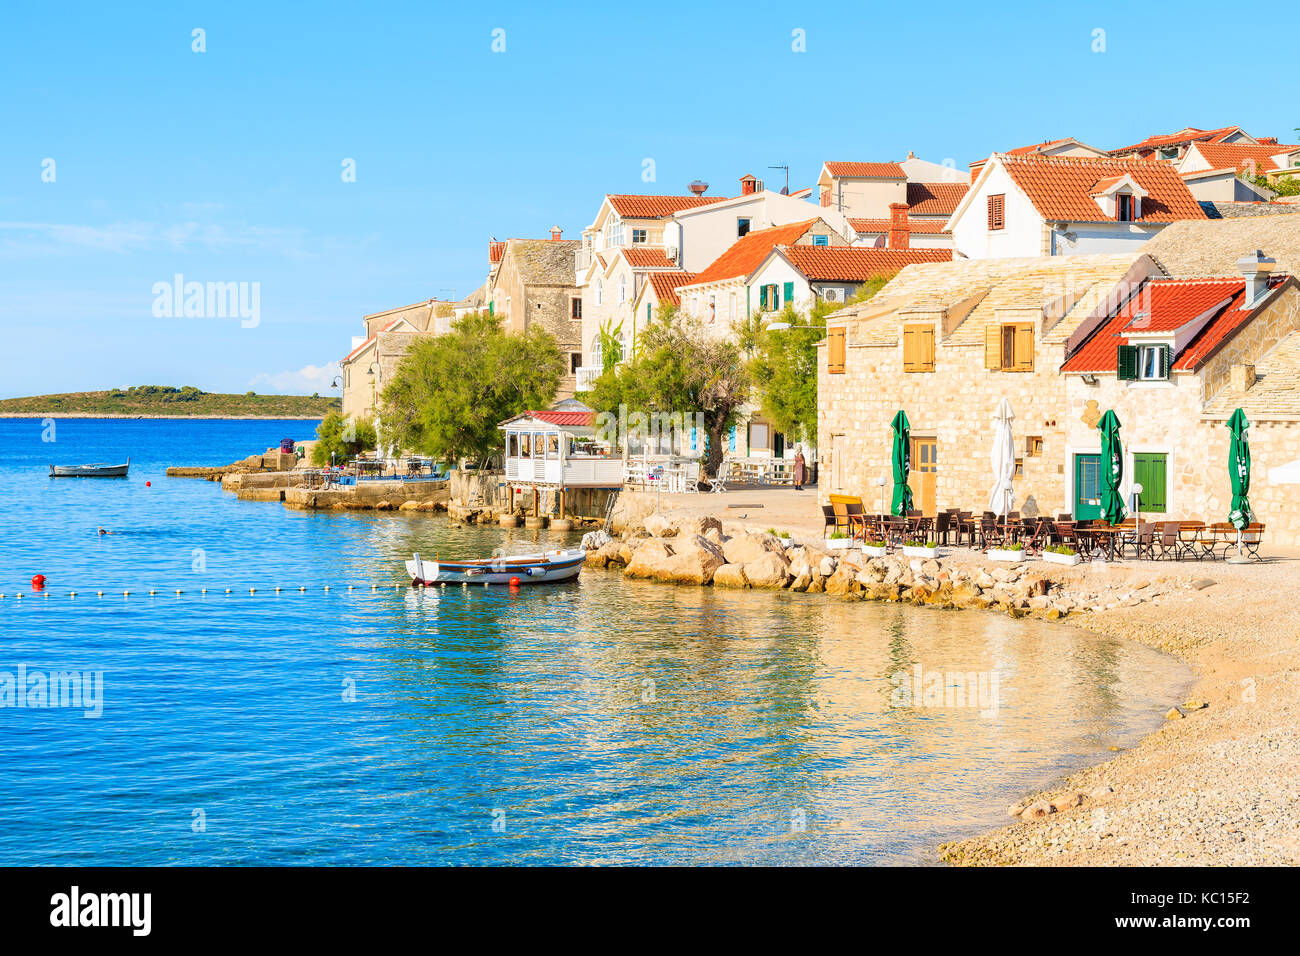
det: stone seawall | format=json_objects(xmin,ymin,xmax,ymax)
[{"xmin": 284, "ymin": 479, "xmax": 450, "ymax": 511}]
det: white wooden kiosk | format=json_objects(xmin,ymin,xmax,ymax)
[{"xmin": 499, "ymin": 404, "xmax": 622, "ymax": 519}]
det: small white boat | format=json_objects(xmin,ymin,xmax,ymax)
[
  {"xmin": 50, "ymin": 458, "xmax": 130, "ymax": 478},
  {"xmin": 406, "ymin": 548, "xmax": 585, "ymax": 586}
]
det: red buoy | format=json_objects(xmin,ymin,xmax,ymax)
[
  {"xmin": 509, "ymin": 577, "xmax": 521, "ymax": 587},
  {"xmin": 31, "ymin": 575, "xmax": 46, "ymax": 590},
  {"xmin": 145, "ymin": 480, "xmax": 151, "ymax": 487}
]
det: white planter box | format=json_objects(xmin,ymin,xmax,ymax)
[
  {"xmin": 1043, "ymin": 550, "xmax": 1081, "ymax": 567},
  {"xmin": 861, "ymin": 545, "xmax": 888, "ymax": 559},
  {"xmin": 777, "ymin": 537, "xmax": 794, "ymax": 549},
  {"xmin": 988, "ymin": 548, "xmax": 1026, "ymax": 562},
  {"xmin": 902, "ymin": 545, "xmax": 937, "ymax": 559},
  {"xmin": 825, "ymin": 537, "xmax": 851, "ymax": 550}
]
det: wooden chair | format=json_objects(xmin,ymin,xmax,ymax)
[
  {"xmin": 821, "ymin": 505, "xmax": 837, "ymax": 537},
  {"xmin": 934, "ymin": 512, "xmax": 952, "ymax": 546},
  {"xmin": 1130, "ymin": 522, "xmax": 1156, "ymax": 561},
  {"xmin": 1155, "ymin": 522, "xmax": 1182, "ymax": 561},
  {"xmin": 1241, "ymin": 522, "xmax": 1265, "ymax": 560}
]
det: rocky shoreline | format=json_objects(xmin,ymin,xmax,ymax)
[{"xmin": 584, "ymin": 508, "xmax": 1192, "ymax": 620}]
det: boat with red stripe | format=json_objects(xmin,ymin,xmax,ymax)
[{"xmin": 406, "ymin": 548, "xmax": 585, "ymax": 586}]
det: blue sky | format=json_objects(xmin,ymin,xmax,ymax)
[{"xmin": 2, "ymin": 1, "xmax": 1294, "ymax": 397}]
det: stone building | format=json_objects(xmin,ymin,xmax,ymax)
[
  {"xmin": 817, "ymin": 253, "xmax": 1152, "ymax": 516},
  {"xmin": 1061, "ymin": 217, "xmax": 1300, "ymax": 545},
  {"xmin": 342, "ymin": 298, "xmax": 451, "ymax": 421},
  {"xmin": 488, "ymin": 234, "xmax": 584, "ymax": 398}
]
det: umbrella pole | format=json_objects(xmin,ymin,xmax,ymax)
[{"xmin": 1228, "ymin": 529, "xmax": 1248, "ymax": 564}]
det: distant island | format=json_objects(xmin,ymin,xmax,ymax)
[{"xmin": 0, "ymin": 385, "xmax": 340, "ymax": 419}]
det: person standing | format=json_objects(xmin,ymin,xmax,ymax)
[{"xmin": 793, "ymin": 446, "xmax": 806, "ymax": 491}]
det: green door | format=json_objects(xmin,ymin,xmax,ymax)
[
  {"xmin": 1132, "ymin": 453, "xmax": 1168, "ymax": 513},
  {"xmin": 1074, "ymin": 453, "xmax": 1103, "ymax": 520}
]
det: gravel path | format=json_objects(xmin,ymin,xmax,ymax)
[{"xmin": 940, "ymin": 549, "xmax": 1300, "ymax": 866}]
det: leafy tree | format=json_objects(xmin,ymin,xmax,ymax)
[
  {"xmin": 312, "ymin": 412, "xmax": 377, "ymax": 464},
  {"xmin": 378, "ymin": 311, "xmax": 563, "ymax": 462},
  {"xmin": 745, "ymin": 280, "xmax": 893, "ymax": 445},
  {"xmin": 597, "ymin": 318, "xmax": 625, "ymax": 374},
  {"xmin": 587, "ymin": 306, "xmax": 750, "ymax": 477}
]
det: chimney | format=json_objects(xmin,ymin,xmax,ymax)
[
  {"xmin": 688, "ymin": 180, "xmax": 709, "ymax": 196},
  {"xmin": 739, "ymin": 174, "xmax": 759, "ymax": 196},
  {"xmin": 1230, "ymin": 363, "xmax": 1257, "ymax": 393},
  {"xmin": 969, "ymin": 160, "xmax": 985, "ymax": 184},
  {"xmin": 549, "ymin": 225, "xmax": 562, "ymax": 241},
  {"xmin": 888, "ymin": 203, "xmax": 910, "ymax": 250},
  {"xmin": 1237, "ymin": 249, "xmax": 1277, "ymax": 307}
]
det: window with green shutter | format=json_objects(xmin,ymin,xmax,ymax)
[
  {"xmin": 783, "ymin": 281, "xmax": 795, "ymax": 307},
  {"xmin": 1133, "ymin": 453, "xmax": 1168, "ymax": 512},
  {"xmin": 1117, "ymin": 344, "xmax": 1138, "ymax": 380}
]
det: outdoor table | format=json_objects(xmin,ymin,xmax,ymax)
[{"xmin": 1080, "ymin": 526, "xmax": 1123, "ymax": 560}]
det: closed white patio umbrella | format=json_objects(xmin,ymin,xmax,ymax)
[{"xmin": 988, "ymin": 398, "xmax": 1016, "ymax": 516}]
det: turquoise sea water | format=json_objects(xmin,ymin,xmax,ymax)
[{"xmin": 0, "ymin": 418, "xmax": 1191, "ymax": 865}]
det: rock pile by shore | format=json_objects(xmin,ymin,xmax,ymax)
[{"xmin": 585, "ymin": 508, "xmax": 1190, "ymax": 620}]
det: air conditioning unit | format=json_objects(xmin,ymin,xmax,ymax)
[
  {"xmin": 823, "ymin": 288, "xmax": 841, "ymax": 302},
  {"xmin": 665, "ymin": 245, "xmax": 679, "ymax": 263}
]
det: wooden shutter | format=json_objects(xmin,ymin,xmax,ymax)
[
  {"xmin": 1133, "ymin": 454, "xmax": 1167, "ymax": 512},
  {"xmin": 1014, "ymin": 323, "xmax": 1034, "ymax": 371},
  {"xmin": 984, "ymin": 325, "xmax": 1001, "ymax": 369},
  {"xmin": 904, "ymin": 325, "xmax": 934, "ymax": 372},
  {"xmin": 783, "ymin": 281, "xmax": 795, "ymax": 307},
  {"xmin": 1117, "ymin": 344, "xmax": 1138, "ymax": 381},
  {"xmin": 1158, "ymin": 344, "xmax": 1172, "ymax": 379},
  {"xmin": 828, "ymin": 326, "xmax": 846, "ymax": 374},
  {"xmin": 987, "ymin": 194, "xmax": 1005, "ymax": 230}
]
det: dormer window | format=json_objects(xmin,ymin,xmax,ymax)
[
  {"xmin": 1118, "ymin": 344, "xmax": 1170, "ymax": 381},
  {"xmin": 1117, "ymin": 193, "xmax": 1135, "ymax": 222}
]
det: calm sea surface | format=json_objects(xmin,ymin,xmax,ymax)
[{"xmin": 0, "ymin": 417, "xmax": 1190, "ymax": 865}]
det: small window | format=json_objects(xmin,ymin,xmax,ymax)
[
  {"xmin": 827, "ymin": 326, "xmax": 846, "ymax": 374},
  {"xmin": 812, "ymin": 234, "xmax": 829, "ymax": 246},
  {"xmin": 1117, "ymin": 193, "xmax": 1135, "ymax": 222},
  {"xmin": 987, "ymin": 194, "xmax": 1005, "ymax": 231},
  {"xmin": 1118, "ymin": 344, "xmax": 1170, "ymax": 381},
  {"xmin": 737, "ymin": 218, "xmax": 751, "ymax": 238},
  {"xmin": 632, "ymin": 229, "xmax": 647, "ymax": 243},
  {"xmin": 1026, "ymin": 435, "xmax": 1044, "ymax": 457},
  {"xmin": 902, "ymin": 324, "xmax": 935, "ymax": 373},
  {"xmin": 1014, "ymin": 458, "xmax": 1025, "ymax": 478},
  {"xmin": 570, "ymin": 297, "xmax": 582, "ymax": 320},
  {"xmin": 985, "ymin": 322, "xmax": 1033, "ymax": 371},
  {"xmin": 570, "ymin": 352, "xmax": 581, "ymax": 373}
]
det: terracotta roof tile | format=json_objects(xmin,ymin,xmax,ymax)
[
  {"xmin": 1005, "ymin": 138, "xmax": 1072, "ymax": 155},
  {"xmin": 906, "ymin": 181, "xmax": 968, "ymax": 217},
  {"xmin": 1061, "ymin": 277, "xmax": 1286, "ymax": 373},
  {"xmin": 606, "ymin": 194, "xmax": 727, "ymax": 218},
  {"xmin": 647, "ymin": 270, "xmax": 696, "ymax": 307},
  {"xmin": 1110, "ymin": 126, "xmax": 1247, "ymax": 156},
  {"xmin": 1000, "ymin": 154, "xmax": 1206, "ymax": 223},
  {"xmin": 523, "ymin": 409, "xmax": 595, "ymax": 427},
  {"xmin": 1189, "ymin": 142, "xmax": 1300, "ymax": 174},
  {"xmin": 849, "ymin": 217, "xmax": 952, "ymax": 235},
  {"xmin": 686, "ymin": 219, "xmax": 820, "ymax": 286},
  {"xmin": 620, "ymin": 246, "xmax": 678, "ymax": 269},
  {"xmin": 824, "ymin": 162, "xmax": 905, "ymax": 179},
  {"xmin": 780, "ymin": 245, "xmax": 950, "ymax": 281}
]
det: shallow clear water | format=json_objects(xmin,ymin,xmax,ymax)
[{"xmin": 0, "ymin": 418, "xmax": 1191, "ymax": 865}]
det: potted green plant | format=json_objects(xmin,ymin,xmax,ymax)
[
  {"xmin": 825, "ymin": 529, "xmax": 850, "ymax": 550},
  {"xmin": 768, "ymin": 528, "xmax": 794, "ymax": 548},
  {"xmin": 988, "ymin": 540, "xmax": 1026, "ymax": 562},
  {"xmin": 861, "ymin": 538, "xmax": 888, "ymax": 559},
  {"xmin": 1043, "ymin": 544, "xmax": 1080, "ymax": 567},
  {"xmin": 902, "ymin": 538, "xmax": 938, "ymax": 559}
]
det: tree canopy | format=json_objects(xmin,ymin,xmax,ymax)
[
  {"xmin": 378, "ymin": 311, "xmax": 563, "ymax": 462},
  {"xmin": 585, "ymin": 306, "xmax": 750, "ymax": 476},
  {"xmin": 312, "ymin": 412, "xmax": 377, "ymax": 464}
]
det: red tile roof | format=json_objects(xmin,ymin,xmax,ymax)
[
  {"xmin": 1005, "ymin": 138, "xmax": 1073, "ymax": 156},
  {"xmin": 824, "ymin": 162, "xmax": 905, "ymax": 179},
  {"xmin": 524, "ymin": 409, "xmax": 595, "ymax": 427},
  {"xmin": 489, "ymin": 240, "xmax": 506, "ymax": 263},
  {"xmin": 1109, "ymin": 126, "xmax": 1246, "ymax": 156},
  {"xmin": 606, "ymin": 194, "xmax": 726, "ymax": 218},
  {"xmin": 620, "ymin": 246, "xmax": 678, "ymax": 269},
  {"xmin": 1061, "ymin": 277, "xmax": 1285, "ymax": 373},
  {"xmin": 906, "ymin": 181, "xmax": 968, "ymax": 217},
  {"xmin": 647, "ymin": 270, "xmax": 696, "ymax": 307},
  {"xmin": 779, "ymin": 245, "xmax": 951, "ymax": 281},
  {"xmin": 687, "ymin": 219, "xmax": 820, "ymax": 286},
  {"xmin": 848, "ymin": 217, "xmax": 951, "ymax": 235},
  {"xmin": 342, "ymin": 318, "xmax": 405, "ymax": 363},
  {"xmin": 1189, "ymin": 142, "xmax": 1300, "ymax": 174},
  {"xmin": 999, "ymin": 154, "xmax": 1207, "ymax": 223}
]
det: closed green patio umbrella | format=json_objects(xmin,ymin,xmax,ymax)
[
  {"xmin": 1098, "ymin": 409, "xmax": 1127, "ymax": 526},
  {"xmin": 890, "ymin": 410, "xmax": 913, "ymax": 516},
  {"xmin": 1227, "ymin": 408, "xmax": 1253, "ymax": 531}
]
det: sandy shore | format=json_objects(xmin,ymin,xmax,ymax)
[{"xmin": 625, "ymin": 487, "xmax": 1300, "ymax": 866}]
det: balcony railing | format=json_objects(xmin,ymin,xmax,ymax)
[{"xmin": 575, "ymin": 365, "xmax": 602, "ymax": 391}]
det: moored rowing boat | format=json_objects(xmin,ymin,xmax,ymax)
[
  {"xmin": 49, "ymin": 458, "xmax": 130, "ymax": 478},
  {"xmin": 406, "ymin": 548, "xmax": 585, "ymax": 586}
]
